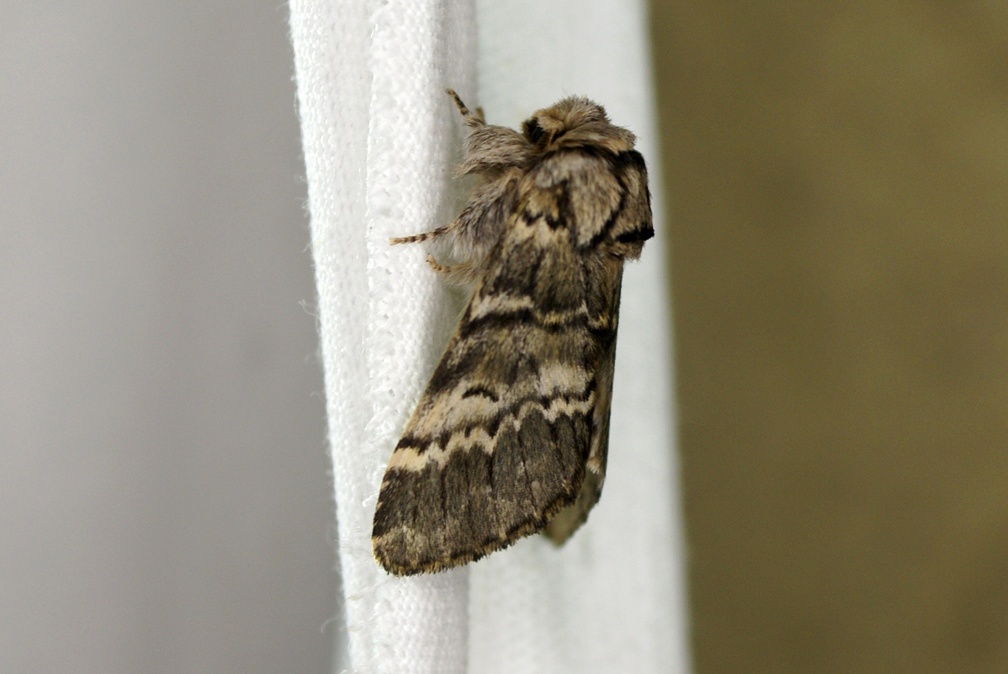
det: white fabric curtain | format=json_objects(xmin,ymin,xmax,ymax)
[{"xmin": 289, "ymin": 1, "xmax": 689, "ymax": 671}]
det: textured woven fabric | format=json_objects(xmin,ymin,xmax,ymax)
[
  {"xmin": 290, "ymin": 2, "xmax": 474, "ymax": 672},
  {"xmin": 290, "ymin": 0, "xmax": 689, "ymax": 671}
]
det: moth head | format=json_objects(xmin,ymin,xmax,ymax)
[{"xmin": 522, "ymin": 97, "xmax": 636, "ymax": 154}]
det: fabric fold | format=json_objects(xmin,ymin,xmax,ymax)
[
  {"xmin": 291, "ymin": 1, "xmax": 476, "ymax": 671},
  {"xmin": 290, "ymin": 0, "xmax": 689, "ymax": 671}
]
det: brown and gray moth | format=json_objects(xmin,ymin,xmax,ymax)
[{"xmin": 372, "ymin": 89, "xmax": 654, "ymax": 576}]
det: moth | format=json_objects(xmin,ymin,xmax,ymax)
[{"xmin": 372, "ymin": 89, "xmax": 654, "ymax": 576}]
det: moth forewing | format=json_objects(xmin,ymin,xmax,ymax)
[
  {"xmin": 543, "ymin": 269, "xmax": 622, "ymax": 544},
  {"xmin": 372, "ymin": 90, "xmax": 653, "ymax": 576}
]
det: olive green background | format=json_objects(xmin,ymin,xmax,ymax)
[{"xmin": 650, "ymin": 2, "xmax": 1008, "ymax": 672}]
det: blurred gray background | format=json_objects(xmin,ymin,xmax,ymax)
[{"xmin": 2, "ymin": 3, "xmax": 336, "ymax": 672}]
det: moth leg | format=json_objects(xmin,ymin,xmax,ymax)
[
  {"xmin": 446, "ymin": 88, "xmax": 484, "ymax": 128},
  {"xmin": 389, "ymin": 218, "xmax": 460, "ymax": 245},
  {"xmin": 425, "ymin": 254, "xmax": 477, "ymax": 286}
]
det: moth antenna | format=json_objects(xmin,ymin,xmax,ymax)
[{"xmin": 446, "ymin": 88, "xmax": 483, "ymax": 128}]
